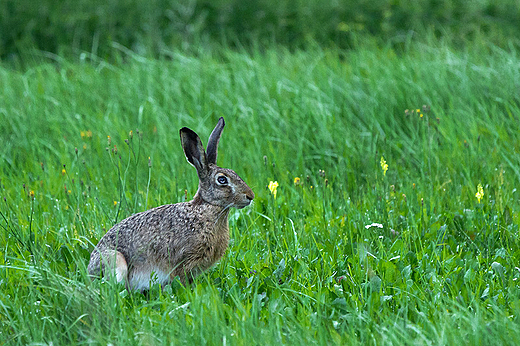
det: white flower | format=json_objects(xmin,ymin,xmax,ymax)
[{"xmin": 365, "ymin": 223, "xmax": 383, "ymax": 229}]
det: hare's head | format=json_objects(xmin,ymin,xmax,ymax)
[{"xmin": 180, "ymin": 117, "xmax": 254, "ymax": 209}]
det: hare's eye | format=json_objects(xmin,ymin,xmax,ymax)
[{"xmin": 217, "ymin": 176, "xmax": 228, "ymax": 185}]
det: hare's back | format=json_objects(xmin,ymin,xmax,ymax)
[{"xmin": 96, "ymin": 203, "xmax": 195, "ymax": 253}]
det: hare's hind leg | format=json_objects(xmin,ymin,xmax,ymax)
[
  {"xmin": 112, "ymin": 251, "xmax": 128, "ymax": 283},
  {"xmin": 89, "ymin": 249, "xmax": 128, "ymax": 284}
]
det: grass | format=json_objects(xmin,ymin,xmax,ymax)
[
  {"xmin": 1, "ymin": 38, "xmax": 520, "ymax": 344},
  {"xmin": 3, "ymin": 0, "xmax": 520, "ymax": 61}
]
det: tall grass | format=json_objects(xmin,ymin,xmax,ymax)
[
  {"xmin": 1, "ymin": 39, "xmax": 520, "ymax": 344},
  {"xmin": 2, "ymin": 0, "xmax": 520, "ymax": 61}
]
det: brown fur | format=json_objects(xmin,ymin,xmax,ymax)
[{"xmin": 87, "ymin": 118, "xmax": 254, "ymax": 291}]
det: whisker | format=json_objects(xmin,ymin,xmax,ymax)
[{"xmin": 214, "ymin": 203, "xmax": 233, "ymax": 226}]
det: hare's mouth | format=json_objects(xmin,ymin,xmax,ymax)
[
  {"xmin": 235, "ymin": 198, "xmax": 253, "ymax": 209},
  {"xmin": 235, "ymin": 202, "xmax": 251, "ymax": 209}
]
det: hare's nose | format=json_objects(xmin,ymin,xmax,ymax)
[{"xmin": 246, "ymin": 192, "xmax": 254, "ymax": 201}]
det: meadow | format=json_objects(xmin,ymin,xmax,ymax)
[{"xmin": 1, "ymin": 36, "xmax": 520, "ymax": 344}]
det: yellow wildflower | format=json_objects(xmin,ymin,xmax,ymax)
[
  {"xmin": 61, "ymin": 168, "xmax": 66, "ymax": 175},
  {"xmin": 113, "ymin": 201, "xmax": 118, "ymax": 206},
  {"xmin": 81, "ymin": 130, "xmax": 92, "ymax": 139},
  {"xmin": 380, "ymin": 156, "xmax": 388, "ymax": 176},
  {"xmin": 294, "ymin": 177, "xmax": 301, "ymax": 185},
  {"xmin": 268, "ymin": 181, "xmax": 279, "ymax": 198},
  {"xmin": 475, "ymin": 184, "xmax": 484, "ymax": 203},
  {"xmin": 29, "ymin": 190, "xmax": 35, "ymax": 198}
]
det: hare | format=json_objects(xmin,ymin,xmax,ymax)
[{"xmin": 87, "ymin": 117, "xmax": 254, "ymax": 291}]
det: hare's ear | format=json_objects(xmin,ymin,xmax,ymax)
[
  {"xmin": 206, "ymin": 117, "xmax": 225, "ymax": 165},
  {"xmin": 180, "ymin": 127, "xmax": 208, "ymax": 175}
]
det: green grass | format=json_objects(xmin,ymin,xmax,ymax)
[
  {"xmin": 3, "ymin": 0, "xmax": 520, "ymax": 60},
  {"xmin": 1, "ymin": 39, "xmax": 520, "ymax": 344}
]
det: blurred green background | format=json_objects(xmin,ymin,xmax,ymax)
[{"xmin": 2, "ymin": 0, "xmax": 520, "ymax": 62}]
